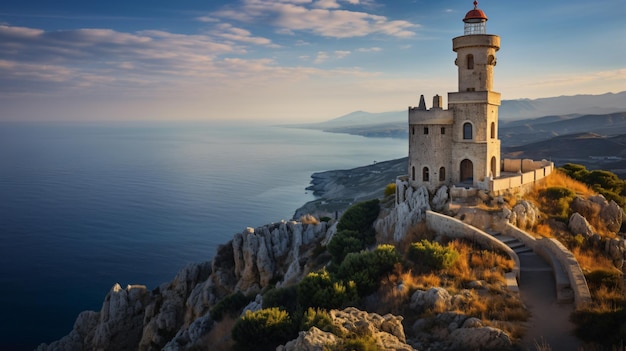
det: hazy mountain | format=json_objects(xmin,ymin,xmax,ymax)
[
  {"xmin": 289, "ymin": 91, "xmax": 626, "ymax": 138},
  {"xmin": 499, "ymin": 91, "xmax": 626, "ymax": 121},
  {"xmin": 500, "ymin": 112, "xmax": 626, "ymax": 147}
]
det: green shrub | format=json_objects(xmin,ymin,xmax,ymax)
[
  {"xmin": 543, "ymin": 187, "xmax": 575, "ymax": 200},
  {"xmin": 337, "ymin": 199, "xmax": 380, "ymax": 246},
  {"xmin": 384, "ymin": 183, "xmax": 396, "ymax": 197},
  {"xmin": 571, "ymin": 307, "xmax": 626, "ymax": 347},
  {"xmin": 558, "ymin": 164, "xmax": 626, "ymax": 207},
  {"xmin": 210, "ymin": 291, "xmax": 252, "ymax": 321},
  {"xmin": 409, "ymin": 240, "xmax": 459, "ymax": 271},
  {"xmin": 327, "ymin": 230, "xmax": 366, "ymax": 265},
  {"xmin": 585, "ymin": 270, "xmax": 623, "ymax": 291},
  {"xmin": 263, "ymin": 285, "xmax": 299, "ymax": 314},
  {"xmin": 320, "ymin": 216, "xmax": 332, "ymax": 223},
  {"xmin": 336, "ymin": 245, "xmax": 401, "ymax": 296},
  {"xmin": 300, "ymin": 308, "xmax": 342, "ymax": 335},
  {"xmin": 539, "ymin": 187, "xmax": 576, "ymax": 221},
  {"xmin": 231, "ymin": 308, "xmax": 296, "ymax": 350},
  {"xmin": 297, "ymin": 269, "xmax": 359, "ymax": 310}
]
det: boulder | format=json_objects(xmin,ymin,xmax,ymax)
[
  {"xmin": 510, "ymin": 201, "xmax": 538, "ymax": 229},
  {"xmin": 410, "ymin": 287, "xmax": 451, "ymax": 313},
  {"xmin": 278, "ymin": 327, "xmax": 339, "ymax": 351},
  {"xmin": 600, "ymin": 200, "xmax": 624, "ymax": 234},
  {"xmin": 432, "ymin": 185, "xmax": 449, "ymax": 212},
  {"xmin": 568, "ymin": 213, "xmax": 596, "ymax": 239},
  {"xmin": 448, "ymin": 326, "xmax": 512, "ymax": 350}
]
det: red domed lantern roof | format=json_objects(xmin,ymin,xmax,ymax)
[{"xmin": 464, "ymin": 1, "xmax": 488, "ymax": 22}]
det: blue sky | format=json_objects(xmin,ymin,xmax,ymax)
[{"xmin": 0, "ymin": 0, "xmax": 624, "ymax": 122}]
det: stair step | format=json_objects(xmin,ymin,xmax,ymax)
[
  {"xmin": 507, "ymin": 241, "xmax": 525, "ymax": 250},
  {"xmin": 498, "ymin": 236, "xmax": 518, "ymax": 244},
  {"xmin": 514, "ymin": 247, "xmax": 533, "ymax": 254}
]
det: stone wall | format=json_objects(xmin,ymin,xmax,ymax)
[
  {"xmin": 425, "ymin": 211, "xmax": 520, "ymax": 279},
  {"xmin": 537, "ymin": 238, "xmax": 592, "ymax": 309},
  {"xmin": 489, "ymin": 160, "xmax": 553, "ymax": 195}
]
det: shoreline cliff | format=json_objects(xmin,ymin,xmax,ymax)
[{"xmin": 38, "ymin": 158, "xmax": 405, "ymax": 350}]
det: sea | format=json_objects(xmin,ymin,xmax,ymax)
[{"xmin": 0, "ymin": 120, "xmax": 407, "ymax": 350}]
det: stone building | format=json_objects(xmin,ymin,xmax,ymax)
[{"xmin": 401, "ymin": 1, "xmax": 553, "ymax": 199}]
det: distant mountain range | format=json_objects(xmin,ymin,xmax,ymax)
[
  {"xmin": 290, "ymin": 91, "xmax": 626, "ymax": 136},
  {"xmin": 286, "ymin": 91, "xmax": 626, "ymax": 178}
]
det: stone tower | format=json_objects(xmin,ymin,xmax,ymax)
[{"xmin": 407, "ymin": 1, "xmax": 501, "ymax": 192}]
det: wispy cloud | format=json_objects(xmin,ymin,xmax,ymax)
[{"xmin": 212, "ymin": 0, "xmax": 418, "ymax": 38}]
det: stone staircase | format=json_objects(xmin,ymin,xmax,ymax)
[{"xmin": 488, "ymin": 231, "xmax": 574, "ymax": 304}]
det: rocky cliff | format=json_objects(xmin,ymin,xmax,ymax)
[{"xmin": 37, "ymin": 220, "xmax": 333, "ymax": 351}]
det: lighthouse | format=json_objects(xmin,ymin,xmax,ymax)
[{"xmin": 406, "ymin": 1, "xmax": 501, "ymax": 192}]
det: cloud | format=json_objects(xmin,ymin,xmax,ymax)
[
  {"xmin": 212, "ymin": 23, "xmax": 279, "ymax": 47},
  {"xmin": 0, "ymin": 23, "xmax": 375, "ymax": 100},
  {"xmin": 357, "ymin": 47, "xmax": 382, "ymax": 52},
  {"xmin": 212, "ymin": 0, "xmax": 418, "ymax": 38},
  {"xmin": 314, "ymin": 51, "xmax": 330, "ymax": 64},
  {"xmin": 335, "ymin": 50, "xmax": 351, "ymax": 59}
]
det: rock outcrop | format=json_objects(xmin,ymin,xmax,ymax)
[
  {"xmin": 278, "ymin": 308, "xmax": 413, "ymax": 351},
  {"xmin": 38, "ymin": 220, "xmax": 332, "ymax": 351},
  {"xmin": 509, "ymin": 200, "xmax": 538, "ymax": 230},
  {"xmin": 375, "ymin": 182, "xmax": 430, "ymax": 242}
]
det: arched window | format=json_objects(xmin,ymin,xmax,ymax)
[
  {"xmin": 488, "ymin": 55, "xmax": 496, "ymax": 66},
  {"xmin": 412, "ymin": 166, "xmax": 415, "ymax": 181},
  {"xmin": 490, "ymin": 122, "xmax": 496, "ymax": 139},
  {"xmin": 423, "ymin": 167, "xmax": 429, "ymax": 182},
  {"xmin": 463, "ymin": 122, "xmax": 472, "ymax": 140},
  {"xmin": 491, "ymin": 156, "xmax": 497, "ymax": 178},
  {"xmin": 466, "ymin": 54, "xmax": 474, "ymax": 70},
  {"xmin": 439, "ymin": 167, "xmax": 446, "ymax": 181}
]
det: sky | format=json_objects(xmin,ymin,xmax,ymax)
[{"xmin": 0, "ymin": 0, "xmax": 624, "ymax": 122}]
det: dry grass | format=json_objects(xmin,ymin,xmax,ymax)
[
  {"xmin": 571, "ymin": 247, "xmax": 616, "ymax": 272},
  {"xmin": 533, "ymin": 223, "xmax": 555, "ymax": 238},
  {"xmin": 200, "ymin": 315, "xmax": 236, "ymax": 351},
  {"xmin": 537, "ymin": 171, "xmax": 595, "ymax": 197},
  {"xmin": 446, "ymin": 240, "xmax": 514, "ymax": 287}
]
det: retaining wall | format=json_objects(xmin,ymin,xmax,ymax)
[{"xmin": 425, "ymin": 211, "xmax": 520, "ymax": 279}]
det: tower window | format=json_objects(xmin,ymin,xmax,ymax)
[
  {"xmin": 488, "ymin": 55, "xmax": 496, "ymax": 66},
  {"xmin": 423, "ymin": 167, "xmax": 429, "ymax": 182},
  {"xmin": 424, "ymin": 127, "xmax": 429, "ymax": 135},
  {"xmin": 441, "ymin": 127, "xmax": 445, "ymax": 134},
  {"xmin": 490, "ymin": 122, "xmax": 496, "ymax": 139},
  {"xmin": 439, "ymin": 167, "xmax": 446, "ymax": 181},
  {"xmin": 412, "ymin": 166, "xmax": 415, "ymax": 181},
  {"xmin": 412, "ymin": 127, "xmax": 415, "ymax": 135},
  {"xmin": 466, "ymin": 54, "xmax": 474, "ymax": 70},
  {"xmin": 463, "ymin": 122, "xmax": 473, "ymax": 140}
]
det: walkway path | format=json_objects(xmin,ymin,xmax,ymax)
[{"xmin": 490, "ymin": 232, "xmax": 583, "ymax": 351}]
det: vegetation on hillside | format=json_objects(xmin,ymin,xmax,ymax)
[
  {"xmin": 223, "ymin": 198, "xmax": 527, "ymax": 349},
  {"xmin": 559, "ymin": 163, "xmax": 626, "ymax": 207},
  {"xmin": 516, "ymin": 166, "xmax": 626, "ymax": 349}
]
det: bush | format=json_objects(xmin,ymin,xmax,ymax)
[
  {"xmin": 384, "ymin": 183, "xmax": 396, "ymax": 197},
  {"xmin": 337, "ymin": 245, "xmax": 401, "ymax": 296},
  {"xmin": 571, "ymin": 307, "xmax": 626, "ymax": 347},
  {"xmin": 297, "ymin": 269, "xmax": 359, "ymax": 310},
  {"xmin": 300, "ymin": 308, "xmax": 341, "ymax": 335},
  {"xmin": 327, "ymin": 230, "xmax": 366, "ymax": 265},
  {"xmin": 210, "ymin": 291, "xmax": 253, "ymax": 321},
  {"xmin": 337, "ymin": 199, "xmax": 380, "ymax": 246},
  {"xmin": 409, "ymin": 240, "xmax": 459, "ymax": 271},
  {"xmin": 231, "ymin": 308, "xmax": 296, "ymax": 350},
  {"xmin": 539, "ymin": 187, "xmax": 576, "ymax": 221},
  {"xmin": 263, "ymin": 285, "xmax": 299, "ymax": 314}
]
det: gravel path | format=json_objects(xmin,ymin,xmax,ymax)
[{"xmin": 517, "ymin": 252, "xmax": 582, "ymax": 351}]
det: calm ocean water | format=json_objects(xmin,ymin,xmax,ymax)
[{"xmin": 0, "ymin": 121, "xmax": 406, "ymax": 349}]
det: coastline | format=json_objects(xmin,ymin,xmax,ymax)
[{"xmin": 293, "ymin": 157, "xmax": 407, "ymax": 219}]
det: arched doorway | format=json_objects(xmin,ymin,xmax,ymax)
[
  {"xmin": 460, "ymin": 159, "xmax": 473, "ymax": 182},
  {"xmin": 491, "ymin": 156, "xmax": 497, "ymax": 178}
]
